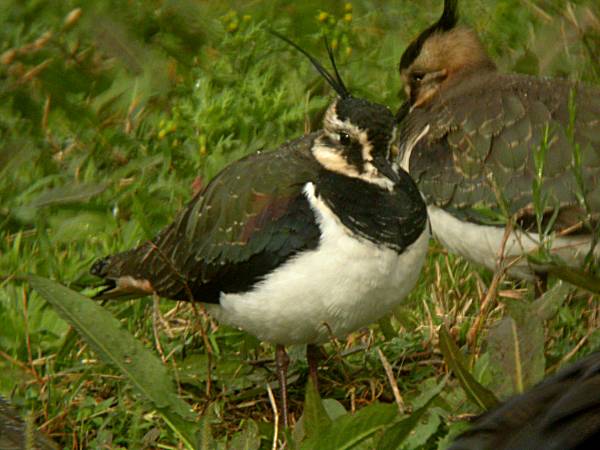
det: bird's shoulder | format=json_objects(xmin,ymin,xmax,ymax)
[
  {"xmin": 410, "ymin": 71, "xmax": 599, "ymax": 142},
  {"xmin": 166, "ymin": 132, "xmax": 322, "ymax": 263}
]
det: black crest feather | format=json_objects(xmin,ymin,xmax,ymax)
[
  {"xmin": 399, "ymin": 0, "xmax": 459, "ymax": 71},
  {"xmin": 269, "ymin": 29, "xmax": 350, "ymax": 98}
]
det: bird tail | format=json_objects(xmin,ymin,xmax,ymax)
[{"xmin": 90, "ymin": 247, "xmax": 156, "ymax": 300}]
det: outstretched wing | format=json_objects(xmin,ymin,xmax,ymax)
[
  {"xmin": 92, "ymin": 133, "xmax": 322, "ymax": 302},
  {"xmin": 399, "ymin": 72, "xmax": 600, "ymax": 231}
]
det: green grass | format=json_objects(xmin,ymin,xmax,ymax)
[{"xmin": 1, "ymin": 0, "xmax": 599, "ymax": 448}]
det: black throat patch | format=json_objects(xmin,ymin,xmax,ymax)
[{"xmin": 315, "ymin": 169, "xmax": 427, "ymax": 252}]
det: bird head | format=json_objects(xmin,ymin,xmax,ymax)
[
  {"xmin": 398, "ymin": 0, "xmax": 495, "ymax": 111},
  {"xmin": 272, "ymin": 31, "xmax": 398, "ymax": 189},
  {"xmin": 315, "ymin": 96, "xmax": 398, "ymax": 189}
]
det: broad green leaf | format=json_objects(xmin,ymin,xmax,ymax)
[
  {"xmin": 301, "ymin": 402, "xmax": 398, "ymax": 450},
  {"xmin": 436, "ymin": 421, "xmax": 471, "ymax": 450},
  {"xmin": 487, "ymin": 299, "xmax": 546, "ymax": 396},
  {"xmin": 28, "ymin": 183, "xmax": 109, "ymax": 208},
  {"xmin": 533, "ymin": 281, "xmax": 573, "ymax": 320},
  {"xmin": 546, "ymin": 265, "xmax": 600, "ymax": 294},
  {"xmin": 28, "ymin": 276, "xmax": 197, "ymax": 447},
  {"xmin": 377, "ymin": 377, "xmax": 446, "ymax": 450},
  {"xmin": 294, "ymin": 394, "xmax": 344, "ymax": 444},
  {"xmin": 302, "ymin": 378, "xmax": 332, "ymax": 440},
  {"xmin": 438, "ymin": 327, "xmax": 499, "ymax": 410},
  {"xmin": 403, "ymin": 409, "xmax": 442, "ymax": 449},
  {"xmin": 229, "ymin": 419, "xmax": 260, "ymax": 450},
  {"xmin": 322, "ymin": 398, "xmax": 347, "ymax": 421}
]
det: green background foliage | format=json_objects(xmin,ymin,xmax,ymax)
[{"xmin": 1, "ymin": 0, "xmax": 599, "ymax": 448}]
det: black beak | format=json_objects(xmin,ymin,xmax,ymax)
[
  {"xmin": 396, "ymin": 101, "xmax": 410, "ymax": 122},
  {"xmin": 372, "ymin": 156, "xmax": 400, "ymax": 183}
]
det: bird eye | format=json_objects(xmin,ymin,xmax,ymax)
[
  {"xmin": 339, "ymin": 132, "xmax": 351, "ymax": 146},
  {"xmin": 411, "ymin": 72, "xmax": 424, "ymax": 83}
]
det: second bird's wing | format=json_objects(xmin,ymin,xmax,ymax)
[{"xmin": 399, "ymin": 72, "xmax": 600, "ymax": 232}]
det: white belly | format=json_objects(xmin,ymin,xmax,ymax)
[
  {"xmin": 428, "ymin": 205, "xmax": 599, "ymax": 280},
  {"xmin": 206, "ymin": 183, "xmax": 430, "ymax": 345}
]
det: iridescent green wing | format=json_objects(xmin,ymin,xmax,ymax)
[{"xmin": 105, "ymin": 133, "xmax": 322, "ymax": 301}]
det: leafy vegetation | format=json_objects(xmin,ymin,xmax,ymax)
[{"xmin": 1, "ymin": 0, "xmax": 599, "ymax": 448}]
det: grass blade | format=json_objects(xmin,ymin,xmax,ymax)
[
  {"xmin": 28, "ymin": 275, "xmax": 197, "ymax": 447},
  {"xmin": 28, "ymin": 182, "xmax": 109, "ymax": 208},
  {"xmin": 439, "ymin": 326, "xmax": 499, "ymax": 410},
  {"xmin": 546, "ymin": 265, "xmax": 600, "ymax": 294}
]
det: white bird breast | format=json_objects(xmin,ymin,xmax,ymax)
[{"xmin": 206, "ymin": 182, "xmax": 430, "ymax": 345}]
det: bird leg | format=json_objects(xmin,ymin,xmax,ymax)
[
  {"xmin": 275, "ymin": 344, "xmax": 290, "ymax": 428},
  {"xmin": 306, "ymin": 344, "xmax": 324, "ymax": 390}
]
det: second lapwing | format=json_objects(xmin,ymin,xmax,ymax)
[{"xmin": 396, "ymin": 0, "xmax": 600, "ymax": 283}]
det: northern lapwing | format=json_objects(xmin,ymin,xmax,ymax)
[
  {"xmin": 91, "ymin": 34, "xmax": 429, "ymax": 427},
  {"xmin": 395, "ymin": 0, "xmax": 600, "ymax": 282},
  {"xmin": 448, "ymin": 351, "xmax": 600, "ymax": 450}
]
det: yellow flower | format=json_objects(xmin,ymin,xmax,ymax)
[
  {"xmin": 317, "ymin": 11, "xmax": 329, "ymax": 22},
  {"xmin": 227, "ymin": 20, "xmax": 239, "ymax": 32},
  {"xmin": 344, "ymin": 3, "xmax": 353, "ymax": 12},
  {"xmin": 243, "ymin": 15, "xmax": 251, "ymax": 22},
  {"xmin": 345, "ymin": 46, "xmax": 352, "ymax": 56},
  {"xmin": 344, "ymin": 13, "xmax": 352, "ymax": 22}
]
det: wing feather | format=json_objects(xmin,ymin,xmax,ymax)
[
  {"xmin": 93, "ymin": 133, "xmax": 322, "ymax": 302},
  {"xmin": 401, "ymin": 72, "xmax": 600, "ymax": 231}
]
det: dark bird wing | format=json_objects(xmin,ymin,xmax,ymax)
[
  {"xmin": 91, "ymin": 133, "xmax": 322, "ymax": 302},
  {"xmin": 400, "ymin": 72, "xmax": 600, "ymax": 232},
  {"xmin": 448, "ymin": 352, "xmax": 600, "ymax": 450}
]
